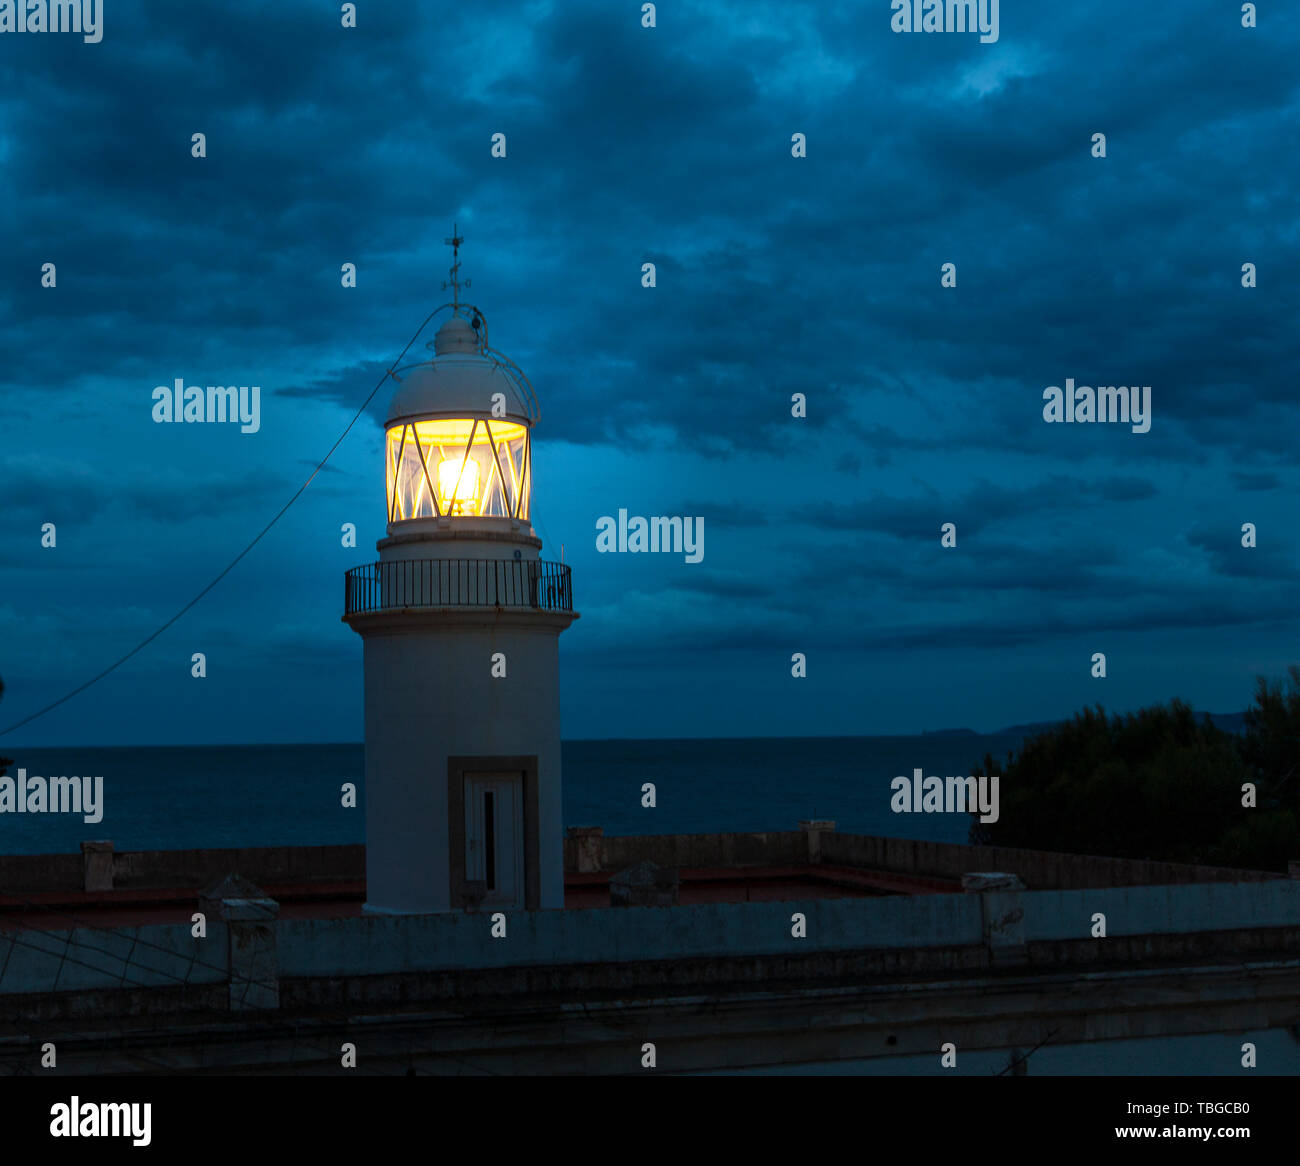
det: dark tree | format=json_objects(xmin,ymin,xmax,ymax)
[
  {"xmin": 1222, "ymin": 666, "xmax": 1300, "ymax": 870},
  {"xmin": 969, "ymin": 675, "xmax": 1300, "ymax": 872}
]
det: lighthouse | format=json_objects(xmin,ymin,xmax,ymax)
[{"xmin": 343, "ymin": 230, "xmax": 577, "ymax": 914}]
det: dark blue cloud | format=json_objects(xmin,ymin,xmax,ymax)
[{"xmin": 0, "ymin": 0, "xmax": 1296, "ymax": 744}]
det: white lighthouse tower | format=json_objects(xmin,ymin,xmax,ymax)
[{"xmin": 343, "ymin": 229, "xmax": 577, "ymax": 914}]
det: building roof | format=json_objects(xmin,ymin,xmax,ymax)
[{"xmin": 386, "ymin": 313, "xmax": 538, "ymax": 428}]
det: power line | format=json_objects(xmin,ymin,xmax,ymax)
[
  {"xmin": 0, "ymin": 898, "xmax": 265, "ymax": 1002},
  {"xmin": 0, "ymin": 909, "xmax": 382, "ymax": 1074},
  {"xmin": 995, "ymin": 1028, "xmax": 1060, "ymax": 1076},
  {"xmin": 0, "ymin": 308, "xmax": 446, "ymax": 738}
]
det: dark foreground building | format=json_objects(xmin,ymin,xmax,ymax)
[{"xmin": 2, "ymin": 825, "xmax": 1297, "ymax": 1075}]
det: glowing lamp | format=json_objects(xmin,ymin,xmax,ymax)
[{"xmin": 437, "ymin": 456, "xmax": 480, "ymax": 515}]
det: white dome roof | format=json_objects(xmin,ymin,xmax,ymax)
[
  {"xmin": 431, "ymin": 314, "xmax": 479, "ymax": 355},
  {"xmin": 385, "ymin": 313, "xmax": 537, "ymax": 428}
]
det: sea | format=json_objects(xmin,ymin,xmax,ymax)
[{"xmin": 0, "ymin": 733, "xmax": 1026, "ymax": 855}]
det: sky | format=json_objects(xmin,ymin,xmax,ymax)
[{"xmin": 0, "ymin": 0, "xmax": 1297, "ymax": 746}]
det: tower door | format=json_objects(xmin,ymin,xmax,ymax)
[{"xmin": 464, "ymin": 773, "xmax": 525, "ymax": 910}]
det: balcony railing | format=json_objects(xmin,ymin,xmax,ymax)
[{"xmin": 344, "ymin": 558, "xmax": 573, "ymax": 615}]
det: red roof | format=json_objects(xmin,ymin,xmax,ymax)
[{"xmin": 0, "ymin": 865, "xmax": 958, "ymax": 930}]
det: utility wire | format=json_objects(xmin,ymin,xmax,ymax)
[
  {"xmin": 0, "ymin": 887, "xmax": 240, "ymax": 985},
  {"xmin": 0, "ymin": 309, "xmax": 444, "ymax": 738},
  {"xmin": 0, "ymin": 881, "xmax": 434, "ymax": 1074},
  {"xmin": 0, "ymin": 899, "xmax": 262, "ymax": 997},
  {"xmin": 995, "ymin": 1028, "xmax": 1060, "ymax": 1076}
]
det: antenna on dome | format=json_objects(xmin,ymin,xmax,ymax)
[{"xmin": 442, "ymin": 224, "xmax": 470, "ymax": 311}]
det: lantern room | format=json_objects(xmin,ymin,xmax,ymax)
[{"xmin": 383, "ymin": 311, "xmax": 537, "ymax": 529}]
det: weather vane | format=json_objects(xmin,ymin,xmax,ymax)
[{"xmin": 442, "ymin": 223, "xmax": 470, "ymax": 310}]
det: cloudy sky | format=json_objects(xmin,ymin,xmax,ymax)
[{"xmin": 0, "ymin": 0, "xmax": 1296, "ymax": 746}]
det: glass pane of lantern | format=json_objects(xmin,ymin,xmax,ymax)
[
  {"xmin": 386, "ymin": 428, "xmax": 401, "ymax": 520},
  {"xmin": 385, "ymin": 419, "xmax": 531, "ymax": 521},
  {"xmin": 515, "ymin": 433, "xmax": 530, "ymax": 521}
]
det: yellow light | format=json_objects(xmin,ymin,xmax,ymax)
[
  {"xmin": 438, "ymin": 457, "xmax": 481, "ymax": 514},
  {"xmin": 385, "ymin": 418, "xmax": 531, "ymax": 522},
  {"xmin": 413, "ymin": 418, "xmax": 528, "ymax": 445}
]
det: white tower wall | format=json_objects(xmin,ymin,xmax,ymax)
[{"xmin": 358, "ymin": 614, "xmax": 567, "ymax": 913}]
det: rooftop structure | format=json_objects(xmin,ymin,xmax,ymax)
[{"xmin": 3, "ymin": 828, "xmax": 1296, "ymax": 1075}]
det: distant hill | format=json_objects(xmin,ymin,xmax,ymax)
[
  {"xmin": 992, "ymin": 720, "xmax": 1064, "ymax": 738},
  {"xmin": 993, "ymin": 711, "xmax": 1249, "ymax": 737}
]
